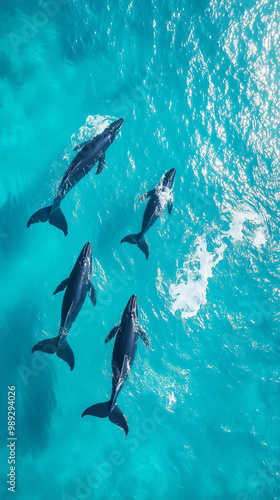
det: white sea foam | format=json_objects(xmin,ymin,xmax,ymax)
[
  {"xmin": 155, "ymin": 175, "xmax": 173, "ymax": 209},
  {"xmin": 253, "ymin": 226, "xmax": 266, "ymax": 248},
  {"xmin": 169, "ymin": 206, "xmax": 267, "ymax": 320},
  {"xmin": 227, "ymin": 207, "xmax": 265, "ymax": 244},
  {"xmin": 157, "ymin": 187, "xmax": 173, "ymax": 208},
  {"xmin": 168, "ymin": 391, "xmax": 177, "ymax": 409},
  {"xmin": 71, "ymin": 114, "xmax": 115, "ymax": 148},
  {"xmin": 169, "ymin": 237, "xmax": 226, "ymax": 319}
]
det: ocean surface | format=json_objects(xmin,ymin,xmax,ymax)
[{"xmin": 0, "ymin": 0, "xmax": 280, "ymax": 499}]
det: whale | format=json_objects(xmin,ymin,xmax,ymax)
[
  {"xmin": 27, "ymin": 118, "xmax": 124, "ymax": 236},
  {"xmin": 82, "ymin": 294, "xmax": 149, "ymax": 435},
  {"xmin": 31, "ymin": 242, "xmax": 97, "ymax": 370},
  {"xmin": 121, "ymin": 168, "xmax": 176, "ymax": 259}
]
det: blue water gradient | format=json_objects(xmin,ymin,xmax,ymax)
[{"xmin": 0, "ymin": 1, "xmax": 280, "ymax": 499}]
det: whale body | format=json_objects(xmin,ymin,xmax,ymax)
[
  {"xmin": 31, "ymin": 242, "xmax": 97, "ymax": 370},
  {"xmin": 27, "ymin": 118, "xmax": 124, "ymax": 235},
  {"xmin": 121, "ymin": 168, "xmax": 176, "ymax": 259},
  {"xmin": 82, "ymin": 295, "xmax": 149, "ymax": 434}
]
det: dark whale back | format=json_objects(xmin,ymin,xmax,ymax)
[{"xmin": 61, "ymin": 244, "xmax": 92, "ymax": 331}]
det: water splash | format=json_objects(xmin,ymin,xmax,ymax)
[
  {"xmin": 170, "ymin": 237, "xmax": 226, "ymax": 319},
  {"xmin": 226, "ymin": 206, "xmax": 266, "ymax": 246},
  {"xmin": 71, "ymin": 114, "xmax": 116, "ymax": 148}
]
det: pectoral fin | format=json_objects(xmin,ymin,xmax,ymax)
[
  {"xmin": 138, "ymin": 326, "xmax": 150, "ymax": 348},
  {"xmin": 89, "ymin": 283, "xmax": 97, "ymax": 307},
  {"xmin": 105, "ymin": 326, "xmax": 119, "ymax": 343},
  {"xmin": 96, "ymin": 152, "xmax": 106, "ymax": 175},
  {"xmin": 53, "ymin": 278, "xmax": 69, "ymax": 295},
  {"xmin": 167, "ymin": 200, "xmax": 173, "ymax": 214},
  {"xmin": 140, "ymin": 189, "xmax": 155, "ymax": 202}
]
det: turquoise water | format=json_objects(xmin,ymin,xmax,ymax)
[{"xmin": 0, "ymin": 0, "xmax": 280, "ymax": 498}]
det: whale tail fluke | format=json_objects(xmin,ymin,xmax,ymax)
[
  {"xmin": 31, "ymin": 336, "xmax": 59, "ymax": 355},
  {"xmin": 27, "ymin": 206, "xmax": 68, "ymax": 236},
  {"xmin": 82, "ymin": 402, "xmax": 129, "ymax": 435},
  {"xmin": 27, "ymin": 206, "xmax": 52, "ymax": 227},
  {"xmin": 49, "ymin": 208, "xmax": 68, "ymax": 236},
  {"xmin": 82, "ymin": 402, "xmax": 110, "ymax": 419},
  {"xmin": 57, "ymin": 338, "xmax": 75, "ymax": 371},
  {"xmin": 109, "ymin": 404, "xmax": 129, "ymax": 435},
  {"xmin": 31, "ymin": 335, "xmax": 74, "ymax": 371},
  {"xmin": 121, "ymin": 233, "xmax": 149, "ymax": 259}
]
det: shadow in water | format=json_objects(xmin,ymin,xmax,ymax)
[{"xmin": 0, "ymin": 297, "xmax": 57, "ymax": 451}]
